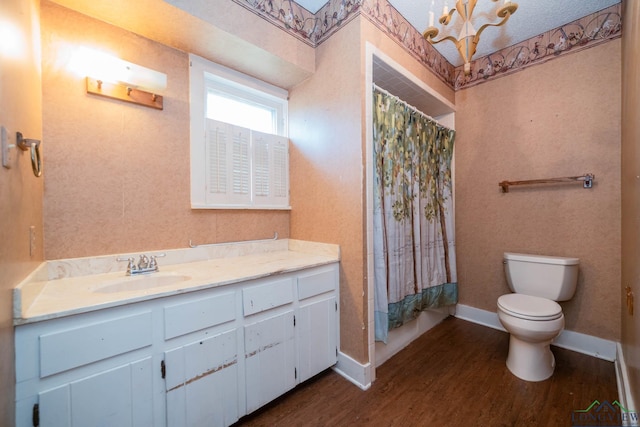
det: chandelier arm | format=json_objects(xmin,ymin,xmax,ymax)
[
  {"xmin": 426, "ymin": 34, "xmax": 461, "ymax": 46},
  {"xmin": 474, "ymin": 12, "xmax": 512, "ymax": 43},
  {"xmin": 439, "ymin": 9, "xmax": 457, "ymax": 26}
]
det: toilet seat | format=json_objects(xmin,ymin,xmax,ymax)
[{"xmin": 498, "ymin": 294, "xmax": 562, "ymax": 321}]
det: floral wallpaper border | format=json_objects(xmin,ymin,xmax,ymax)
[
  {"xmin": 231, "ymin": 0, "xmax": 362, "ymax": 46},
  {"xmin": 232, "ymin": 0, "xmax": 621, "ymax": 91},
  {"xmin": 453, "ymin": 3, "xmax": 622, "ymax": 90},
  {"xmin": 359, "ymin": 0, "xmax": 456, "ymax": 88}
]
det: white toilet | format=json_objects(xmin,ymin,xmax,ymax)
[{"xmin": 497, "ymin": 252, "xmax": 579, "ymax": 382}]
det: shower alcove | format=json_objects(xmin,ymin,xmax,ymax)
[{"xmin": 366, "ymin": 46, "xmax": 456, "ymax": 373}]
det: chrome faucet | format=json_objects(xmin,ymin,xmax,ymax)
[
  {"xmin": 138, "ymin": 254, "xmax": 149, "ymax": 270},
  {"xmin": 117, "ymin": 253, "xmax": 166, "ymax": 275}
]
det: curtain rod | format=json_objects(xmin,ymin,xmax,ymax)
[{"xmin": 372, "ymin": 83, "xmax": 440, "ymax": 125}]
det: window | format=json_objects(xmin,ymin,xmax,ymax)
[{"xmin": 189, "ymin": 54, "xmax": 290, "ymax": 209}]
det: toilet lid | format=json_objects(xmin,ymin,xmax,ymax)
[{"xmin": 498, "ymin": 294, "xmax": 563, "ymax": 321}]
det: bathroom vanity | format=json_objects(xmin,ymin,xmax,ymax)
[{"xmin": 14, "ymin": 239, "xmax": 340, "ymax": 427}]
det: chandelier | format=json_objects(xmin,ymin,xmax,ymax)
[{"xmin": 423, "ymin": 0, "xmax": 518, "ymax": 75}]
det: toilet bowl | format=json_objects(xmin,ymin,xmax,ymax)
[
  {"xmin": 497, "ymin": 294, "xmax": 564, "ymax": 381},
  {"xmin": 497, "ymin": 253, "xmax": 579, "ymax": 382}
]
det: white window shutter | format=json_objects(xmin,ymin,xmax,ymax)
[
  {"xmin": 272, "ymin": 141, "xmax": 288, "ymax": 200},
  {"xmin": 201, "ymin": 120, "xmax": 288, "ymax": 209},
  {"xmin": 253, "ymin": 135, "xmax": 270, "ymax": 197},
  {"xmin": 252, "ymin": 130, "xmax": 289, "ymax": 208},
  {"xmin": 205, "ymin": 120, "xmax": 227, "ymax": 197},
  {"xmin": 205, "ymin": 119, "xmax": 251, "ymax": 206},
  {"xmin": 231, "ymin": 128, "xmax": 250, "ymax": 197}
]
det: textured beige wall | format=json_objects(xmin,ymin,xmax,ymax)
[
  {"xmin": 289, "ymin": 19, "xmax": 367, "ymax": 361},
  {"xmin": 290, "ymin": 16, "xmax": 456, "ymax": 364},
  {"xmin": 47, "ymin": 0, "xmax": 315, "ymax": 90},
  {"xmin": 41, "ymin": 2, "xmax": 289, "ymax": 260},
  {"xmin": 455, "ymin": 41, "xmax": 621, "ymax": 340},
  {"xmin": 621, "ymin": 0, "xmax": 640, "ymax": 406},
  {"xmin": 0, "ymin": 0, "xmax": 43, "ymax": 424}
]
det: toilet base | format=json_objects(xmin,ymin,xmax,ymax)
[{"xmin": 505, "ymin": 335, "xmax": 556, "ymax": 382}]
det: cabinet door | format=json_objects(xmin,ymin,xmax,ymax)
[
  {"xmin": 297, "ymin": 296, "xmax": 338, "ymax": 382},
  {"xmin": 165, "ymin": 329, "xmax": 240, "ymax": 427},
  {"xmin": 38, "ymin": 357, "xmax": 153, "ymax": 427},
  {"xmin": 244, "ymin": 310, "xmax": 296, "ymax": 413}
]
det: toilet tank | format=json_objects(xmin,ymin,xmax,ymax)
[{"xmin": 503, "ymin": 252, "xmax": 579, "ymax": 301}]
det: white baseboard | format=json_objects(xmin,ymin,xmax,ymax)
[
  {"xmin": 455, "ymin": 303, "xmax": 505, "ymax": 331},
  {"xmin": 333, "ymin": 351, "xmax": 372, "ymax": 390},
  {"xmin": 554, "ymin": 328, "xmax": 617, "ymax": 362},
  {"xmin": 616, "ymin": 342, "xmax": 638, "ymax": 417},
  {"xmin": 454, "ymin": 304, "xmax": 617, "ymax": 361}
]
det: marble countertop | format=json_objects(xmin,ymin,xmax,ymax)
[{"xmin": 14, "ymin": 239, "xmax": 339, "ymax": 325}]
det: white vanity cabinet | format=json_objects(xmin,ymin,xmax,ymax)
[
  {"xmin": 163, "ymin": 291, "xmax": 242, "ymax": 427},
  {"xmin": 164, "ymin": 331, "xmax": 241, "ymax": 427},
  {"xmin": 242, "ymin": 265, "xmax": 339, "ymax": 412},
  {"xmin": 37, "ymin": 357, "xmax": 154, "ymax": 427},
  {"xmin": 242, "ymin": 277, "xmax": 297, "ymax": 413},
  {"xmin": 296, "ymin": 266, "xmax": 339, "ymax": 383},
  {"xmin": 15, "ymin": 262, "xmax": 339, "ymax": 427},
  {"xmin": 15, "ymin": 308, "xmax": 158, "ymax": 427}
]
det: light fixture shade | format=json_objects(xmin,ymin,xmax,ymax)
[
  {"xmin": 69, "ymin": 47, "xmax": 166, "ymax": 110},
  {"xmin": 69, "ymin": 47, "xmax": 167, "ymax": 92}
]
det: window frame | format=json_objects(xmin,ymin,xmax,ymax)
[
  {"xmin": 189, "ymin": 54, "xmax": 290, "ymax": 210},
  {"xmin": 190, "ymin": 54, "xmax": 288, "ymax": 138}
]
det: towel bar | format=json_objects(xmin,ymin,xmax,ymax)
[{"xmin": 499, "ymin": 174, "xmax": 594, "ymax": 193}]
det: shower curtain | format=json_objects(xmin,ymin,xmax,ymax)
[{"xmin": 373, "ymin": 86, "xmax": 458, "ymax": 343}]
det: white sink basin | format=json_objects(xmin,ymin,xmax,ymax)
[{"xmin": 94, "ymin": 273, "xmax": 191, "ymax": 294}]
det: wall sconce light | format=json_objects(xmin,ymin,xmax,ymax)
[{"xmin": 70, "ymin": 47, "xmax": 167, "ymax": 110}]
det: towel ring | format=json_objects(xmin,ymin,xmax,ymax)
[{"xmin": 16, "ymin": 132, "xmax": 42, "ymax": 177}]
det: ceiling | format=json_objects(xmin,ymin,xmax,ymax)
[
  {"xmin": 298, "ymin": 0, "xmax": 620, "ymax": 66},
  {"xmin": 49, "ymin": 0, "xmax": 620, "ymax": 120}
]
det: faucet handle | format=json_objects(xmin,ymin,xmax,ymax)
[
  {"xmin": 116, "ymin": 257, "xmax": 137, "ymax": 274},
  {"xmin": 148, "ymin": 253, "xmax": 166, "ymax": 270}
]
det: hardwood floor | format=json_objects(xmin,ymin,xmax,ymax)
[{"xmin": 234, "ymin": 317, "xmax": 618, "ymax": 427}]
